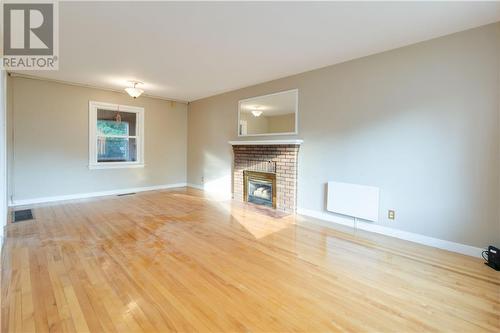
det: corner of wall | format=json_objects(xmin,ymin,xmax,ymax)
[{"xmin": 0, "ymin": 70, "xmax": 7, "ymax": 248}]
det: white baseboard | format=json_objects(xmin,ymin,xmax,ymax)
[
  {"xmin": 296, "ymin": 207, "xmax": 484, "ymax": 258},
  {"xmin": 8, "ymin": 182, "xmax": 188, "ymax": 207},
  {"xmin": 186, "ymin": 183, "xmax": 205, "ymax": 190}
]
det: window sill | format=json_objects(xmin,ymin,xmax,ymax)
[{"xmin": 88, "ymin": 163, "xmax": 145, "ymax": 170}]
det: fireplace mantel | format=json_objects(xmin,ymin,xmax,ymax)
[{"xmin": 228, "ymin": 139, "xmax": 303, "ymax": 146}]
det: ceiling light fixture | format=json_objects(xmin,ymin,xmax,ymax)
[
  {"xmin": 251, "ymin": 109, "xmax": 263, "ymax": 117},
  {"xmin": 125, "ymin": 81, "xmax": 144, "ymax": 99}
]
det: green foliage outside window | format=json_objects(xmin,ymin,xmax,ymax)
[
  {"xmin": 97, "ymin": 120, "xmax": 129, "ymax": 136},
  {"xmin": 97, "ymin": 120, "xmax": 131, "ymax": 161}
]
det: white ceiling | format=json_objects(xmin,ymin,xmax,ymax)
[{"xmin": 16, "ymin": 1, "xmax": 500, "ymax": 102}]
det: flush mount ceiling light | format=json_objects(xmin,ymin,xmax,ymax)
[
  {"xmin": 251, "ymin": 108, "xmax": 263, "ymax": 117},
  {"xmin": 125, "ymin": 81, "xmax": 144, "ymax": 99}
]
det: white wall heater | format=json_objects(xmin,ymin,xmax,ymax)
[{"xmin": 327, "ymin": 181, "xmax": 380, "ymax": 223}]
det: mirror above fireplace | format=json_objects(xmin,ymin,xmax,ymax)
[{"xmin": 238, "ymin": 89, "xmax": 298, "ymax": 136}]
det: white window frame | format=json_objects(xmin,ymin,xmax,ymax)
[{"xmin": 88, "ymin": 101, "xmax": 145, "ymax": 169}]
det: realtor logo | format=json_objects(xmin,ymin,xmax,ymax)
[{"xmin": 2, "ymin": 1, "xmax": 59, "ymax": 70}]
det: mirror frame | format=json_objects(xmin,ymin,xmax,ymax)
[{"xmin": 237, "ymin": 89, "xmax": 298, "ymax": 137}]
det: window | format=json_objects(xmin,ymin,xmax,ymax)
[{"xmin": 89, "ymin": 101, "xmax": 144, "ymax": 169}]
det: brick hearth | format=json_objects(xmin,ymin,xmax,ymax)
[{"xmin": 232, "ymin": 144, "xmax": 300, "ymax": 212}]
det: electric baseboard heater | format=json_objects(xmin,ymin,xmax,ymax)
[{"xmin": 327, "ymin": 181, "xmax": 380, "ymax": 224}]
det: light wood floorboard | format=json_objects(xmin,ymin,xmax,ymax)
[{"xmin": 1, "ymin": 187, "xmax": 499, "ymax": 332}]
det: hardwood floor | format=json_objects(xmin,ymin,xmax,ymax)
[{"xmin": 1, "ymin": 187, "xmax": 499, "ymax": 332}]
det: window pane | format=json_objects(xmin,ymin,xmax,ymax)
[
  {"xmin": 97, "ymin": 137, "xmax": 137, "ymax": 162},
  {"xmin": 97, "ymin": 120, "xmax": 129, "ymax": 136},
  {"xmin": 97, "ymin": 109, "xmax": 137, "ymax": 136}
]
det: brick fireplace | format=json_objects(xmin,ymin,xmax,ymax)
[{"xmin": 230, "ymin": 140, "xmax": 302, "ymax": 212}]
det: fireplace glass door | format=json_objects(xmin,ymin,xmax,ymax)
[{"xmin": 244, "ymin": 171, "xmax": 276, "ymax": 208}]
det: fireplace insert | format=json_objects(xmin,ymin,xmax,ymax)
[{"xmin": 243, "ymin": 171, "xmax": 276, "ymax": 208}]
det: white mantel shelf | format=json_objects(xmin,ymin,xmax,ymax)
[{"xmin": 229, "ymin": 139, "xmax": 303, "ymax": 146}]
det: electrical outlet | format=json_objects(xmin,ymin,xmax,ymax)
[
  {"xmin": 388, "ymin": 210, "xmax": 395, "ymax": 220},
  {"xmin": 201, "ymin": 176, "xmax": 204, "ymax": 183}
]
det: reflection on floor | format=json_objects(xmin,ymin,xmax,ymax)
[{"xmin": 1, "ymin": 187, "xmax": 498, "ymax": 332}]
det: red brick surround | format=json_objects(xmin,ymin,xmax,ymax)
[{"xmin": 232, "ymin": 144, "xmax": 300, "ymax": 212}]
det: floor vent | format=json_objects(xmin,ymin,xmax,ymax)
[
  {"xmin": 13, "ymin": 209, "xmax": 34, "ymax": 223},
  {"xmin": 117, "ymin": 192, "xmax": 136, "ymax": 197}
]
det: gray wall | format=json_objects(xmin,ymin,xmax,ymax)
[
  {"xmin": 8, "ymin": 76, "xmax": 187, "ymax": 201},
  {"xmin": 188, "ymin": 23, "xmax": 500, "ymax": 248}
]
